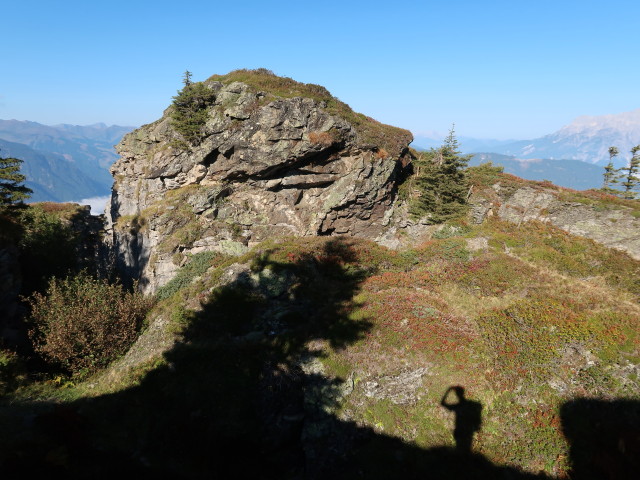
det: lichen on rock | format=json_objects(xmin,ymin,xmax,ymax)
[{"xmin": 105, "ymin": 70, "xmax": 414, "ymax": 292}]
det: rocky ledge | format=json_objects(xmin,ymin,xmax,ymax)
[
  {"xmin": 471, "ymin": 184, "xmax": 640, "ymax": 260},
  {"xmin": 105, "ymin": 70, "xmax": 414, "ymax": 292}
]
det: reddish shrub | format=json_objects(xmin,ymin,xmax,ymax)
[{"xmin": 28, "ymin": 272, "xmax": 154, "ymax": 375}]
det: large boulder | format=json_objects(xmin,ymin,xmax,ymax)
[{"xmin": 105, "ymin": 70, "xmax": 414, "ymax": 292}]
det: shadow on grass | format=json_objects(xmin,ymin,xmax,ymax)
[{"xmin": 1, "ymin": 238, "xmax": 639, "ymax": 479}]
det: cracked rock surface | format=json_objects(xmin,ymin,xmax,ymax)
[{"xmin": 105, "ymin": 80, "xmax": 413, "ymax": 292}]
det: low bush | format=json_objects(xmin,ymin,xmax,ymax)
[
  {"xmin": 171, "ymin": 80, "xmax": 216, "ymax": 145},
  {"xmin": 0, "ymin": 348, "xmax": 25, "ymax": 394},
  {"xmin": 27, "ymin": 272, "xmax": 154, "ymax": 376}
]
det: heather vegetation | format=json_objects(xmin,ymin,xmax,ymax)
[{"xmin": 2, "ymin": 197, "xmax": 638, "ymax": 476}]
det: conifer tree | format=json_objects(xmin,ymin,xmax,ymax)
[
  {"xmin": 0, "ymin": 153, "xmax": 32, "ymax": 207},
  {"xmin": 410, "ymin": 126, "xmax": 471, "ymax": 223},
  {"xmin": 602, "ymin": 146, "xmax": 621, "ymax": 191},
  {"xmin": 620, "ymin": 145, "xmax": 640, "ymax": 199},
  {"xmin": 170, "ymin": 71, "xmax": 216, "ymax": 145}
]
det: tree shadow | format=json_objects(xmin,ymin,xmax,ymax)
[{"xmin": 1, "ymin": 237, "xmax": 639, "ymax": 479}]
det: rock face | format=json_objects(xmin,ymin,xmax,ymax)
[
  {"xmin": 106, "ymin": 75, "xmax": 413, "ymax": 292},
  {"xmin": 471, "ymin": 185, "xmax": 640, "ymax": 260}
]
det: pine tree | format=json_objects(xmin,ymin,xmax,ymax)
[
  {"xmin": 0, "ymin": 153, "xmax": 32, "ymax": 207},
  {"xmin": 602, "ymin": 146, "xmax": 621, "ymax": 191},
  {"xmin": 182, "ymin": 70, "xmax": 193, "ymax": 87},
  {"xmin": 410, "ymin": 126, "xmax": 471, "ymax": 223},
  {"xmin": 170, "ymin": 71, "xmax": 216, "ymax": 145},
  {"xmin": 620, "ymin": 145, "xmax": 640, "ymax": 199}
]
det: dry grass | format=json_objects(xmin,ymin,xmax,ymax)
[
  {"xmin": 308, "ymin": 131, "xmax": 335, "ymax": 147},
  {"xmin": 207, "ymin": 69, "xmax": 413, "ymax": 157}
]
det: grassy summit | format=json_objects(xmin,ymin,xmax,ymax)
[{"xmin": 207, "ymin": 69, "xmax": 413, "ymax": 157}]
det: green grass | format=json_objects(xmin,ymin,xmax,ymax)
[{"xmin": 156, "ymin": 250, "xmax": 229, "ymax": 300}]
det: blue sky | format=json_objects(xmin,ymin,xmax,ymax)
[{"xmin": 2, "ymin": 0, "xmax": 639, "ymax": 140}]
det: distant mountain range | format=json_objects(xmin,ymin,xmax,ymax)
[
  {"xmin": 0, "ymin": 120, "xmax": 134, "ymax": 202},
  {"xmin": 413, "ymin": 108, "xmax": 640, "ymax": 190},
  {"xmin": 3, "ymin": 108, "xmax": 638, "ymax": 202},
  {"xmin": 468, "ymin": 153, "xmax": 604, "ymax": 191},
  {"xmin": 412, "ymin": 134, "xmax": 516, "ymax": 153},
  {"xmin": 486, "ymin": 109, "xmax": 640, "ymax": 166}
]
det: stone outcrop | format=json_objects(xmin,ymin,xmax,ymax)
[
  {"xmin": 471, "ymin": 184, "xmax": 640, "ymax": 260},
  {"xmin": 106, "ymin": 74, "xmax": 413, "ymax": 292}
]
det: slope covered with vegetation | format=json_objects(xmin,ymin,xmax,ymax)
[{"xmin": 1, "ymin": 170, "xmax": 638, "ymax": 477}]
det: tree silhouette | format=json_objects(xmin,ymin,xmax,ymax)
[{"xmin": 0, "ymin": 152, "xmax": 31, "ymax": 207}]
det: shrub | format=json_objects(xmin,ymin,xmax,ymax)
[
  {"xmin": 308, "ymin": 131, "xmax": 335, "ymax": 147},
  {"xmin": 170, "ymin": 75, "xmax": 217, "ymax": 145},
  {"xmin": 27, "ymin": 272, "xmax": 154, "ymax": 375},
  {"xmin": 0, "ymin": 348, "xmax": 25, "ymax": 394}
]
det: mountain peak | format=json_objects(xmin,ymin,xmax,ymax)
[
  {"xmin": 483, "ymin": 108, "xmax": 640, "ymax": 164},
  {"xmin": 559, "ymin": 108, "xmax": 640, "ymax": 136}
]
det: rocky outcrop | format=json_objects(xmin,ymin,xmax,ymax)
[
  {"xmin": 471, "ymin": 184, "xmax": 640, "ymax": 260},
  {"xmin": 106, "ymin": 75, "xmax": 413, "ymax": 292}
]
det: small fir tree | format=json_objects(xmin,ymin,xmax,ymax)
[
  {"xmin": 410, "ymin": 126, "xmax": 471, "ymax": 223},
  {"xmin": 602, "ymin": 146, "xmax": 621, "ymax": 192},
  {"xmin": 619, "ymin": 145, "xmax": 640, "ymax": 199},
  {"xmin": 182, "ymin": 69, "xmax": 193, "ymax": 87},
  {"xmin": 0, "ymin": 153, "xmax": 31, "ymax": 207},
  {"xmin": 170, "ymin": 71, "xmax": 216, "ymax": 145}
]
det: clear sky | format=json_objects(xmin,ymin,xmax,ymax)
[{"xmin": 2, "ymin": 0, "xmax": 639, "ymax": 140}]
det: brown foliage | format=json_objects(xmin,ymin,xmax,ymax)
[
  {"xmin": 308, "ymin": 131, "xmax": 335, "ymax": 148},
  {"xmin": 27, "ymin": 272, "xmax": 154, "ymax": 375},
  {"xmin": 375, "ymin": 148, "xmax": 389, "ymax": 159}
]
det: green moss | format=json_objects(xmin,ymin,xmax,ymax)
[{"xmin": 157, "ymin": 250, "xmax": 229, "ymax": 301}]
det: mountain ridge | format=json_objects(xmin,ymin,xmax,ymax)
[
  {"xmin": 0, "ymin": 119, "xmax": 134, "ymax": 202},
  {"xmin": 483, "ymin": 108, "xmax": 640, "ymax": 165}
]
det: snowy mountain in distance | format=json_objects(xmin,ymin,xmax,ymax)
[{"xmin": 489, "ymin": 109, "xmax": 640, "ymax": 166}]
